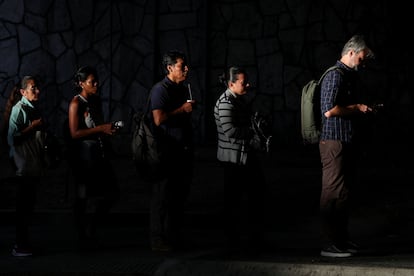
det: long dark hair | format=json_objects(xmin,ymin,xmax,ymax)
[{"xmin": 1, "ymin": 84, "xmax": 21, "ymax": 146}]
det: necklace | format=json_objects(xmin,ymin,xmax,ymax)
[{"xmin": 77, "ymin": 94, "xmax": 88, "ymax": 103}]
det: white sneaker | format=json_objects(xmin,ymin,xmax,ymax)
[
  {"xmin": 11, "ymin": 245, "xmax": 33, "ymax": 257},
  {"xmin": 320, "ymin": 244, "xmax": 352, "ymax": 258}
]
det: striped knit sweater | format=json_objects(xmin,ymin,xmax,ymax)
[{"xmin": 214, "ymin": 89, "xmax": 252, "ymax": 165}]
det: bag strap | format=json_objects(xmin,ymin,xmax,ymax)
[
  {"xmin": 142, "ymin": 80, "xmax": 174, "ymax": 123},
  {"xmin": 318, "ymin": 65, "xmax": 344, "ymax": 85},
  {"xmin": 143, "ymin": 90, "xmax": 152, "ymax": 116},
  {"xmin": 133, "ymin": 91, "xmax": 152, "ymax": 125}
]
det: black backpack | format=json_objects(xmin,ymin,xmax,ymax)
[{"xmin": 131, "ymin": 94, "xmax": 162, "ymax": 182}]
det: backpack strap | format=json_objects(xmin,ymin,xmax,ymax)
[
  {"xmin": 144, "ymin": 80, "xmax": 168, "ymax": 115},
  {"xmin": 144, "ymin": 91, "xmax": 152, "ymax": 115},
  {"xmin": 318, "ymin": 65, "xmax": 343, "ymax": 85}
]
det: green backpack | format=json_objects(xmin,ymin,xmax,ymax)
[{"xmin": 301, "ymin": 66, "xmax": 342, "ymax": 144}]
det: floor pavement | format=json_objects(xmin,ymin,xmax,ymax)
[{"xmin": 2, "ymin": 144, "xmax": 414, "ymax": 275}]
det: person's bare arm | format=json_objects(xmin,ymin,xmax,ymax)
[
  {"xmin": 20, "ymin": 118, "xmax": 43, "ymax": 135},
  {"xmin": 68, "ymin": 98, "xmax": 114, "ymax": 139},
  {"xmin": 324, "ymin": 104, "xmax": 372, "ymax": 118},
  {"xmin": 152, "ymin": 100, "xmax": 194, "ymax": 126}
]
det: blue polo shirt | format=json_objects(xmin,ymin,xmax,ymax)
[{"xmin": 149, "ymin": 77, "xmax": 193, "ymax": 147}]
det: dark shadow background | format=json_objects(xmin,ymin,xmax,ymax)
[
  {"xmin": 1, "ymin": 1, "xmax": 411, "ymax": 152},
  {"xmin": 0, "ymin": 0, "xmax": 412, "ymax": 230}
]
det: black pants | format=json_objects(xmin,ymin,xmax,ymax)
[
  {"xmin": 150, "ymin": 147, "xmax": 193, "ymax": 247},
  {"xmin": 15, "ymin": 175, "xmax": 39, "ymax": 248},
  {"xmin": 71, "ymin": 157, "xmax": 119, "ymax": 241},
  {"xmin": 221, "ymin": 157, "xmax": 266, "ymax": 248}
]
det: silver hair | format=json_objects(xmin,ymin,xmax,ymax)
[
  {"xmin": 341, "ymin": 35, "xmax": 375, "ymax": 59},
  {"xmin": 20, "ymin": 75, "xmax": 36, "ymax": 89}
]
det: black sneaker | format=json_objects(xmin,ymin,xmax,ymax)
[
  {"xmin": 320, "ymin": 244, "xmax": 352, "ymax": 258},
  {"xmin": 344, "ymin": 241, "xmax": 360, "ymax": 254},
  {"xmin": 151, "ymin": 240, "xmax": 172, "ymax": 252}
]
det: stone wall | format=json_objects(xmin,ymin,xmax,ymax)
[{"xmin": 0, "ymin": 0, "xmax": 412, "ymax": 158}]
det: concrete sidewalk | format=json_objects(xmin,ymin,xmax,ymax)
[
  {"xmin": 1, "ymin": 144, "xmax": 414, "ymax": 275},
  {"xmin": 1, "ymin": 210, "xmax": 414, "ymax": 276}
]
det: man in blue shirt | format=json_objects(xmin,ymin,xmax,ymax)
[
  {"xmin": 319, "ymin": 35, "xmax": 375, "ymax": 258},
  {"xmin": 148, "ymin": 50, "xmax": 195, "ymax": 252}
]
